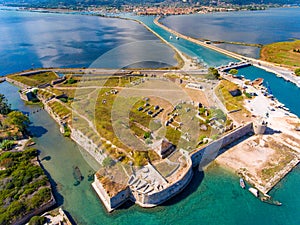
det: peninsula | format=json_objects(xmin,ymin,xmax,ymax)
[
  {"xmin": 4, "ymin": 60, "xmax": 299, "ymax": 212},
  {"xmin": 2, "ymin": 10, "xmax": 300, "ymax": 215}
]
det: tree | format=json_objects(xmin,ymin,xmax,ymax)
[
  {"xmin": 143, "ymin": 131, "xmax": 151, "ymax": 139},
  {"xmin": 3, "ymin": 111, "xmax": 30, "ymax": 132},
  {"xmin": 67, "ymin": 77, "xmax": 77, "ymax": 84},
  {"xmin": 295, "ymin": 68, "xmax": 300, "ymax": 76},
  {"xmin": 102, "ymin": 156, "xmax": 114, "ymax": 167},
  {"xmin": 208, "ymin": 67, "xmax": 220, "ymax": 79},
  {"xmin": 29, "ymin": 216, "xmax": 46, "ymax": 225},
  {"xmin": 0, "ymin": 94, "xmax": 11, "ymax": 115},
  {"xmin": 0, "ymin": 140, "xmax": 15, "ymax": 150},
  {"xmin": 229, "ymin": 69, "xmax": 238, "ymax": 75}
]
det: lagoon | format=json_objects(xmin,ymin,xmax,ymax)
[
  {"xmin": 0, "ymin": 9, "xmax": 177, "ymax": 76},
  {"xmin": 162, "ymin": 8, "xmax": 300, "ymax": 58}
]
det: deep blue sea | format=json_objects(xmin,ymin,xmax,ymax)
[
  {"xmin": 162, "ymin": 8, "xmax": 300, "ymax": 58},
  {"xmin": 0, "ymin": 9, "xmax": 177, "ymax": 76},
  {"xmin": 0, "ymin": 8, "xmax": 300, "ymax": 225}
]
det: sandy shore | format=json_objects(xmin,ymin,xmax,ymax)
[{"xmin": 216, "ymin": 82, "xmax": 300, "ymax": 193}]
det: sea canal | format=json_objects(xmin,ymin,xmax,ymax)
[{"xmin": 0, "ymin": 8, "xmax": 299, "ymax": 225}]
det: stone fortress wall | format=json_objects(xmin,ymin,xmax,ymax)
[
  {"xmin": 191, "ymin": 122, "xmax": 254, "ymax": 167},
  {"xmin": 70, "ymin": 128, "xmax": 106, "ymax": 165},
  {"xmin": 133, "ymin": 159, "xmax": 193, "ymax": 207},
  {"xmin": 92, "ymin": 122, "xmax": 258, "ymax": 212}
]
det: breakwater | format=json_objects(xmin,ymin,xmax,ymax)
[
  {"xmin": 153, "ymin": 17, "xmax": 300, "ymax": 88},
  {"xmin": 154, "ymin": 17, "xmax": 246, "ymax": 61}
]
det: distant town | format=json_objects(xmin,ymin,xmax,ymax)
[{"xmin": 3, "ymin": 1, "xmax": 293, "ymax": 16}]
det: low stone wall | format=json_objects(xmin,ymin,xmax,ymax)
[
  {"xmin": 92, "ymin": 177, "xmax": 131, "ymax": 212},
  {"xmin": 14, "ymin": 195, "xmax": 56, "ymax": 225},
  {"xmin": 70, "ymin": 128, "xmax": 106, "ymax": 165},
  {"xmin": 43, "ymin": 100, "xmax": 106, "ymax": 165},
  {"xmin": 191, "ymin": 122, "xmax": 253, "ymax": 167},
  {"xmin": 131, "ymin": 156, "xmax": 193, "ymax": 207},
  {"xmin": 5, "ymin": 77, "xmax": 31, "ymax": 89},
  {"xmin": 136, "ymin": 165, "xmax": 193, "ymax": 207},
  {"xmin": 43, "ymin": 102, "xmax": 65, "ymax": 128}
]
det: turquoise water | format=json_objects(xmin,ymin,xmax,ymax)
[
  {"xmin": 123, "ymin": 14, "xmax": 238, "ymax": 67},
  {"xmin": 162, "ymin": 8, "xmax": 300, "ymax": 58},
  {"xmin": 1, "ymin": 81, "xmax": 300, "ymax": 225},
  {"xmin": 124, "ymin": 14, "xmax": 300, "ymax": 117}
]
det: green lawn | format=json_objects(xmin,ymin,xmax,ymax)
[{"xmin": 8, "ymin": 71, "xmax": 58, "ymax": 87}]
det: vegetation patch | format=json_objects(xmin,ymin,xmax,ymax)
[
  {"xmin": 8, "ymin": 72, "xmax": 57, "ymax": 87},
  {"xmin": 165, "ymin": 127, "xmax": 181, "ymax": 146},
  {"xmin": 48, "ymin": 101, "xmax": 71, "ymax": 119},
  {"xmin": 261, "ymin": 40, "xmax": 300, "ymax": 68},
  {"xmin": 0, "ymin": 148, "xmax": 52, "ymax": 225},
  {"xmin": 215, "ymin": 80, "xmax": 244, "ymax": 111},
  {"xmin": 0, "ymin": 94, "xmax": 30, "ymax": 142},
  {"xmin": 154, "ymin": 161, "xmax": 178, "ymax": 177},
  {"xmin": 260, "ymin": 141, "xmax": 296, "ymax": 182}
]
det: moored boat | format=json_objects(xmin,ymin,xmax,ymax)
[
  {"xmin": 73, "ymin": 166, "xmax": 83, "ymax": 183},
  {"xmin": 260, "ymin": 194, "xmax": 282, "ymax": 206},
  {"xmin": 248, "ymin": 187, "xmax": 258, "ymax": 197},
  {"xmin": 240, "ymin": 178, "xmax": 245, "ymax": 189},
  {"xmin": 252, "ymin": 78, "xmax": 264, "ymax": 86}
]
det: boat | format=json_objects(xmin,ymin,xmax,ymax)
[
  {"xmin": 87, "ymin": 170, "xmax": 94, "ymax": 181},
  {"xmin": 252, "ymin": 78, "xmax": 264, "ymax": 86},
  {"xmin": 248, "ymin": 187, "xmax": 282, "ymax": 206},
  {"xmin": 260, "ymin": 194, "xmax": 282, "ymax": 206},
  {"xmin": 73, "ymin": 166, "xmax": 83, "ymax": 183},
  {"xmin": 176, "ymin": 36, "xmax": 179, "ymax": 40},
  {"xmin": 240, "ymin": 178, "xmax": 245, "ymax": 189},
  {"xmin": 282, "ymin": 106, "xmax": 290, "ymax": 111},
  {"xmin": 248, "ymin": 187, "xmax": 258, "ymax": 197},
  {"xmin": 169, "ymin": 35, "xmax": 173, "ymax": 39}
]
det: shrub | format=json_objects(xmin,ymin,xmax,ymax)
[
  {"xmin": 67, "ymin": 78, "xmax": 77, "ymax": 84},
  {"xmin": 229, "ymin": 69, "xmax": 238, "ymax": 75},
  {"xmin": 29, "ymin": 216, "xmax": 46, "ymax": 225},
  {"xmin": 102, "ymin": 157, "xmax": 114, "ymax": 167},
  {"xmin": 295, "ymin": 68, "xmax": 300, "ymax": 76},
  {"xmin": 143, "ymin": 132, "xmax": 151, "ymax": 139},
  {"xmin": 0, "ymin": 140, "xmax": 15, "ymax": 150}
]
